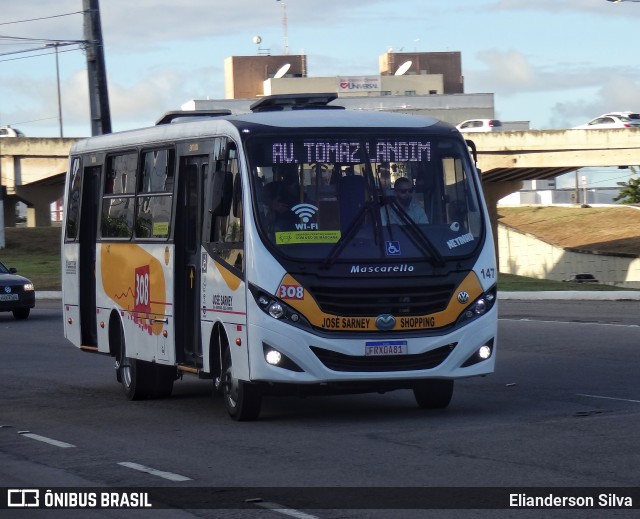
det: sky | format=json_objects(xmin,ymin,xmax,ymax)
[{"xmin": 2, "ymin": 0, "xmax": 640, "ymax": 140}]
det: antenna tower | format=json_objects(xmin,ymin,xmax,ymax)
[{"xmin": 277, "ymin": 0, "xmax": 289, "ymax": 55}]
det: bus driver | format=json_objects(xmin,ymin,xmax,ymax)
[{"xmin": 381, "ymin": 176, "xmax": 428, "ymax": 225}]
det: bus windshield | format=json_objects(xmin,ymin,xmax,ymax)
[{"xmin": 246, "ymin": 133, "xmax": 483, "ymax": 262}]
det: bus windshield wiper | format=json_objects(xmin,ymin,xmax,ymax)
[
  {"xmin": 321, "ymin": 201, "xmax": 374, "ymax": 268},
  {"xmin": 385, "ymin": 200, "xmax": 446, "ymax": 267}
]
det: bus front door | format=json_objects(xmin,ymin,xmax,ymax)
[
  {"xmin": 79, "ymin": 166, "xmax": 100, "ymax": 346},
  {"xmin": 175, "ymin": 156, "xmax": 208, "ymax": 366}
]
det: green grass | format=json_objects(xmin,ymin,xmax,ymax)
[
  {"xmin": 1, "ymin": 227, "xmax": 61, "ymax": 290},
  {"xmin": 0, "ymin": 226, "xmax": 634, "ymax": 292},
  {"xmin": 498, "ymin": 273, "xmax": 631, "ymax": 292}
]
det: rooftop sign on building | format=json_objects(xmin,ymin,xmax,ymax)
[{"xmin": 336, "ymin": 76, "xmax": 381, "ymax": 93}]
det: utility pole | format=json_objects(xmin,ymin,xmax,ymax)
[{"xmin": 83, "ymin": 0, "xmax": 111, "ymax": 135}]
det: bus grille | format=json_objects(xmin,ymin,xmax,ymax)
[
  {"xmin": 309, "ymin": 283, "xmax": 455, "ymax": 316},
  {"xmin": 310, "ymin": 343, "xmax": 456, "ymax": 372}
]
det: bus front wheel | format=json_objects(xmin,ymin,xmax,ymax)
[
  {"xmin": 222, "ymin": 348, "xmax": 262, "ymax": 421},
  {"xmin": 413, "ymin": 379, "xmax": 454, "ymax": 409}
]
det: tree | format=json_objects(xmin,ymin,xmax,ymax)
[{"xmin": 614, "ymin": 166, "xmax": 640, "ymax": 204}]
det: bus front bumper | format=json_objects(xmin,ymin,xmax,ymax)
[{"xmin": 246, "ymin": 307, "xmax": 497, "ymax": 386}]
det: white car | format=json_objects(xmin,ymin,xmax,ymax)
[
  {"xmin": 572, "ymin": 112, "xmax": 640, "ymax": 129},
  {"xmin": 0, "ymin": 126, "xmax": 25, "ymax": 137},
  {"xmin": 456, "ymin": 119, "xmax": 503, "ymax": 133}
]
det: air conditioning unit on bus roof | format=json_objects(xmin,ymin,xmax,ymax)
[
  {"xmin": 155, "ymin": 110, "xmax": 233, "ymax": 125},
  {"xmin": 249, "ymin": 93, "xmax": 343, "ymax": 113}
]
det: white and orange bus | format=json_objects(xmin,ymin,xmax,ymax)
[{"xmin": 61, "ymin": 94, "xmax": 497, "ymax": 420}]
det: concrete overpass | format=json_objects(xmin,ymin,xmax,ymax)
[
  {"xmin": 1, "ymin": 129, "xmax": 640, "ymax": 233},
  {"xmin": 0, "ymin": 137, "xmax": 77, "ymax": 227},
  {"xmin": 469, "ymin": 128, "xmax": 640, "ymax": 245}
]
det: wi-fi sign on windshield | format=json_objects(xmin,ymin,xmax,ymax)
[{"xmin": 291, "ymin": 203, "xmax": 318, "ymax": 223}]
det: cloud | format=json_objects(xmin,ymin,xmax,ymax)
[
  {"xmin": 467, "ymin": 48, "xmax": 640, "ymax": 98},
  {"xmin": 552, "ymin": 76, "xmax": 640, "ymax": 124},
  {"xmin": 3, "ymin": 0, "xmax": 391, "ymax": 48},
  {"xmin": 471, "ymin": 50, "xmax": 537, "ymax": 92},
  {"xmin": 487, "ymin": 0, "xmax": 640, "ymax": 15},
  {"xmin": 107, "ymin": 66, "xmax": 217, "ymax": 128}
]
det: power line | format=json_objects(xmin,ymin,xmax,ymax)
[
  {"xmin": 0, "ymin": 44, "xmax": 84, "ymax": 63},
  {"xmin": 0, "ymin": 35, "xmax": 85, "ymax": 44},
  {"xmin": 0, "ymin": 11, "xmax": 85, "ymax": 27}
]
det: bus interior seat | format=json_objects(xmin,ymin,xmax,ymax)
[{"xmin": 338, "ymin": 174, "xmax": 366, "ymax": 232}]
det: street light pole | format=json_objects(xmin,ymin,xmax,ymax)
[
  {"xmin": 53, "ymin": 43, "xmax": 63, "ymax": 138},
  {"xmin": 47, "ymin": 43, "xmax": 64, "ymax": 138}
]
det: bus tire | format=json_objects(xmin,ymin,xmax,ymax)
[
  {"xmin": 116, "ymin": 323, "xmax": 153, "ymax": 400},
  {"xmin": 211, "ymin": 326, "xmax": 224, "ymax": 398},
  {"xmin": 222, "ymin": 347, "xmax": 262, "ymax": 421},
  {"xmin": 413, "ymin": 379, "xmax": 454, "ymax": 409},
  {"xmin": 12, "ymin": 308, "xmax": 30, "ymax": 320}
]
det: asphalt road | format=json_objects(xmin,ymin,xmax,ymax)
[{"xmin": 1, "ymin": 299, "xmax": 639, "ymax": 518}]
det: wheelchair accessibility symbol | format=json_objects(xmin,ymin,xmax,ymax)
[{"xmin": 385, "ymin": 241, "xmax": 401, "ymax": 255}]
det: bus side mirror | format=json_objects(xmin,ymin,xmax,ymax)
[{"xmin": 465, "ymin": 139, "xmax": 478, "ymax": 163}]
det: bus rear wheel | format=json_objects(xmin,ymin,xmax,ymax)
[
  {"xmin": 222, "ymin": 348, "xmax": 262, "ymax": 421},
  {"xmin": 115, "ymin": 323, "xmax": 175, "ymax": 400},
  {"xmin": 118, "ymin": 347, "xmax": 151, "ymax": 400},
  {"xmin": 413, "ymin": 379, "xmax": 454, "ymax": 409}
]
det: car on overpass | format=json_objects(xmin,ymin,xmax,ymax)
[
  {"xmin": 0, "ymin": 126, "xmax": 25, "ymax": 137},
  {"xmin": 572, "ymin": 112, "xmax": 640, "ymax": 129},
  {"xmin": 456, "ymin": 119, "xmax": 503, "ymax": 132}
]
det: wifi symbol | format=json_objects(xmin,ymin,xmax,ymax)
[{"xmin": 291, "ymin": 203, "xmax": 318, "ymax": 223}]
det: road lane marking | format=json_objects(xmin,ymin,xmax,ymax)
[
  {"xmin": 17, "ymin": 432, "xmax": 75, "ymax": 448},
  {"xmin": 499, "ymin": 318, "xmax": 639, "ymax": 328},
  {"xmin": 118, "ymin": 461, "xmax": 191, "ymax": 482},
  {"xmin": 577, "ymin": 394, "xmax": 640, "ymax": 404},
  {"xmin": 254, "ymin": 502, "xmax": 319, "ymax": 519}
]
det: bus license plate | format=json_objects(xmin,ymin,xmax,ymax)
[
  {"xmin": 364, "ymin": 340, "xmax": 407, "ymax": 356},
  {"xmin": 0, "ymin": 294, "xmax": 19, "ymax": 301}
]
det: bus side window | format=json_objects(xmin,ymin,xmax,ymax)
[
  {"xmin": 226, "ymin": 173, "xmax": 243, "ymax": 243},
  {"xmin": 65, "ymin": 157, "xmax": 82, "ymax": 241},
  {"xmin": 211, "ymin": 169, "xmax": 233, "ymax": 242},
  {"xmin": 101, "ymin": 153, "xmax": 136, "ymax": 239}
]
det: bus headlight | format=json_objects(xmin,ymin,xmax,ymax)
[
  {"xmin": 249, "ymin": 283, "xmax": 311, "ymax": 330},
  {"xmin": 268, "ymin": 302, "xmax": 285, "ymax": 319},
  {"xmin": 458, "ymin": 286, "xmax": 497, "ymax": 325},
  {"xmin": 461, "ymin": 339, "xmax": 494, "ymax": 367},
  {"xmin": 263, "ymin": 343, "xmax": 304, "ymax": 372},
  {"xmin": 265, "ymin": 349, "xmax": 282, "ymax": 365}
]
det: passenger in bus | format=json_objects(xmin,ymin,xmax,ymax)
[
  {"xmin": 264, "ymin": 180, "xmax": 299, "ymax": 232},
  {"xmin": 381, "ymin": 176, "xmax": 429, "ymax": 225},
  {"xmin": 377, "ymin": 164, "xmax": 392, "ymax": 194}
]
